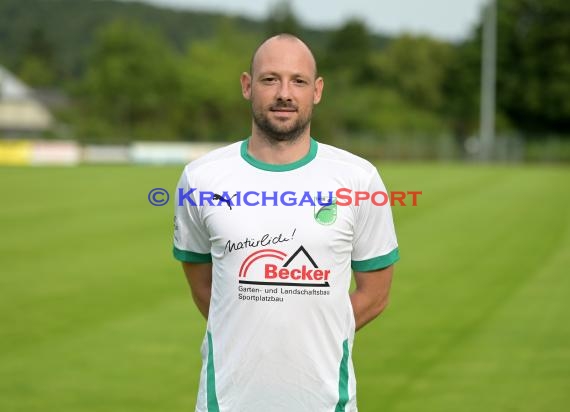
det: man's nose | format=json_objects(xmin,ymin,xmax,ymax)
[{"xmin": 276, "ymin": 81, "xmax": 292, "ymax": 101}]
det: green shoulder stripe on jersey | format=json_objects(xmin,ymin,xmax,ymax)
[
  {"xmin": 173, "ymin": 246, "xmax": 212, "ymax": 263},
  {"xmin": 351, "ymin": 247, "xmax": 400, "ymax": 272},
  {"xmin": 240, "ymin": 137, "xmax": 318, "ymax": 172},
  {"xmin": 207, "ymin": 332, "xmax": 220, "ymax": 412},
  {"xmin": 335, "ymin": 339, "xmax": 350, "ymax": 412}
]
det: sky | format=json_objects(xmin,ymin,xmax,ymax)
[{"xmin": 135, "ymin": 0, "xmax": 490, "ymax": 41}]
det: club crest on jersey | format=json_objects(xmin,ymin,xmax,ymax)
[{"xmin": 314, "ymin": 195, "xmax": 337, "ymax": 225}]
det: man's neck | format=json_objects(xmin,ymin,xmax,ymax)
[{"xmin": 248, "ymin": 129, "xmax": 312, "ymax": 165}]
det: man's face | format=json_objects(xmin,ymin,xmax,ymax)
[{"xmin": 241, "ymin": 38, "xmax": 324, "ymax": 143}]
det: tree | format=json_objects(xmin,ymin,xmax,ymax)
[
  {"xmin": 266, "ymin": 0, "xmax": 301, "ymax": 36},
  {"xmin": 325, "ymin": 19, "xmax": 372, "ymax": 76},
  {"xmin": 440, "ymin": 0, "xmax": 570, "ymax": 139},
  {"xmin": 177, "ymin": 24, "xmax": 256, "ymax": 141},
  {"xmin": 79, "ymin": 19, "xmax": 181, "ymax": 139},
  {"xmin": 496, "ymin": 0, "xmax": 570, "ymax": 134},
  {"xmin": 441, "ymin": 40, "xmax": 482, "ymax": 139},
  {"xmin": 18, "ymin": 28, "xmax": 57, "ymax": 86},
  {"xmin": 371, "ymin": 35, "xmax": 454, "ymax": 111}
]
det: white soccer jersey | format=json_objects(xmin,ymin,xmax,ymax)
[{"xmin": 173, "ymin": 138, "xmax": 399, "ymax": 412}]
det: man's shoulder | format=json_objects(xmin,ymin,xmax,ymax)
[
  {"xmin": 315, "ymin": 140, "xmax": 378, "ymax": 176},
  {"xmin": 183, "ymin": 140, "xmax": 243, "ymax": 174}
]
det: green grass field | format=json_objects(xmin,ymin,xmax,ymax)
[{"xmin": 1, "ymin": 163, "xmax": 569, "ymax": 411}]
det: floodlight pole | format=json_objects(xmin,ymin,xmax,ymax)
[
  {"xmin": 0, "ymin": 70, "xmax": 4, "ymax": 100},
  {"xmin": 480, "ymin": 0, "xmax": 497, "ymax": 161}
]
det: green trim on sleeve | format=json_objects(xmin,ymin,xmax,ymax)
[
  {"xmin": 351, "ymin": 247, "xmax": 400, "ymax": 272},
  {"xmin": 240, "ymin": 137, "xmax": 318, "ymax": 171},
  {"xmin": 173, "ymin": 246, "xmax": 212, "ymax": 263}
]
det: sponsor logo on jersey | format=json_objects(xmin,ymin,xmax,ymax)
[{"xmin": 238, "ymin": 246, "xmax": 330, "ymax": 287}]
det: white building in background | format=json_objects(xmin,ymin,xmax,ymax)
[{"xmin": 0, "ymin": 65, "xmax": 53, "ymax": 134}]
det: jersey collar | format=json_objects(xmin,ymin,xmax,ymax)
[{"xmin": 240, "ymin": 137, "xmax": 318, "ymax": 172}]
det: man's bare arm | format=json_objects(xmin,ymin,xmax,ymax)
[
  {"xmin": 181, "ymin": 262, "xmax": 213, "ymax": 319},
  {"xmin": 350, "ymin": 265, "xmax": 394, "ymax": 331}
]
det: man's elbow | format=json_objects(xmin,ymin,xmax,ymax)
[{"xmin": 371, "ymin": 295, "xmax": 390, "ymax": 318}]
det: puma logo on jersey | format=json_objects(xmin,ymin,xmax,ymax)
[{"xmin": 213, "ymin": 193, "xmax": 237, "ymax": 210}]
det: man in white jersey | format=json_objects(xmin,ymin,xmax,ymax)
[{"xmin": 173, "ymin": 33, "xmax": 399, "ymax": 412}]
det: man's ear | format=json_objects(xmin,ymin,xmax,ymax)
[
  {"xmin": 313, "ymin": 76, "xmax": 324, "ymax": 105},
  {"xmin": 240, "ymin": 72, "xmax": 252, "ymax": 100}
]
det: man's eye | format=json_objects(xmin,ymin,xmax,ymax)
[
  {"xmin": 263, "ymin": 77, "xmax": 276, "ymax": 83},
  {"xmin": 294, "ymin": 79, "xmax": 308, "ymax": 85}
]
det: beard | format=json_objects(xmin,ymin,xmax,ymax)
[{"xmin": 252, "ymin": 101, "xmax": 312, "ymax": 143}]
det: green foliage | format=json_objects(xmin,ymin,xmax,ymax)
[
  {"xmin": 18, "ymin": 56, "xmax": 55, "ymax": 87},
  {"xmin": 441, "ymin": 41, "xmax": 481, "ymax": 138},
  {"xmin": 1, "ymin": 0, "xmax": 567, "ymax": 143},
  {"xmin": 496, "ymin": 0, "xmax": 570, "ymax": 133},
  {"xmin": 0, "ymin": 0, "xmax": 456, "ymax": 143},
  {"xmin": 0, "ymin": 0, "xmax": 265, "ymax": 77},
  {"xmin": 316, "ymin": 30, "xmax": 453, "ymax": 146},
  {"xmin": 371, "ymin": 35, "xmax": 454, "ymax": 111},
  {"xmin": 177, "ymin": 26, "xmax": 257, "ymax": 141},
  {"xmin": 78, "ymin": 19, "xmax": 182, "ymax": 140},
  {"xmin": 17, "ymin": 28, "xmax": 57, "ymax": 86},
  {"xmin": 266, "ymin": 0, "xmax": 302, "ymax": 36},
  {"xmin": 325, "ymin": 19, "xmax": 372, "ymax": 76},
  {"xmin": 66, "ymin": 18, "xmax": 259, "ymax": 142},
  {"xmin": 450, "ymin": 0, "xmax": 570, "ymax": 138},
  {"xmin": 315, "ymin": 72, "xmax": 447, "ymax": 142}
]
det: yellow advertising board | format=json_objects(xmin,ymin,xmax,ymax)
[{"xmin": 0, "ymin": 140, "xmax": 32, "ymax": 165}]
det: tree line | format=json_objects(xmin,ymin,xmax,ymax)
[{"xmin": 1, "ymin": 0, "xmax": 568, "ymax": 145}]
